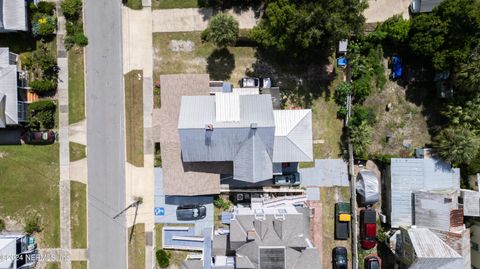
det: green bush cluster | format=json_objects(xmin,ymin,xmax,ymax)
[
  {"xmin": 30, "ymin": 2, "xmax": 57, "ymax": 38},
  {"xmin": 334, "ymin": 82, "xmax": 352, "ymax": 118},
  {"xmin": 28, "ymin": 100, "xmax": 56, "ymax": 130},
  {"xmin": 62, "ymin": 0, "xmax": 88, "ymax": 50},
  {"xmin": 202, "ymin": 13, "xmax": 239, "ymax": 47},
  {"xmin": 24, "ymin": 216, "xmax": 42, "ymax": 234},
  {"xmin": 156, "ymin": 249, "xmax": 170, "ymax": 268},
  {"xmin": 214, "ymin": 197, "xmax": 232, "ymax": 210},
  {"xmin": 0, "ymin": 219, "xmax": 5, "ymax": 232},
  {"xmin": 29, "ymin": 79, "xmax": 57, "ymax": 94}
]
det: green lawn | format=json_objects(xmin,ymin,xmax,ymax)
[
  {"xmin": 128, "ymin": 224, "xmax": 146, "ymax": 269},
  {"xmin": 124, "ymin": 70, "xmax": 144, "ymax": 167},
  {"xmin": 69, "ymin": 142, "xmax": 86, "ymax": 162},
  {"xmin": 152, "ymin": 0, "xmax": 198, "ymax": 9},
  {"xmin": 71, "ymin": 261, "xmax": 87, "ymax": 269},
  {"xmin": 125, "ymin": 0, "xmax": 143, "ymax": 9},
  {"xmin": 0, "ymin": 144, "xmax": 60, "ymax": 248},
  {"xmin": 70, "ymin": 182, "xmax": 87, "ymax": 249},
  {"xmin": 68, "ymin": 48, "xmax": 85, "ymax": 124}
]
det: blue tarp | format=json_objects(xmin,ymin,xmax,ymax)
[
  {"xmin": 337, "ymin": 57, "xmax": 347, "ymax": 68},
  {"xmin": 392, "ymin": 56, "xmax": 402, "ymax": 79}
]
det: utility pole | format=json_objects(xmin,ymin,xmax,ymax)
[{"xmin": 112, "ymin": 198, "xmax": 143, "ymax": 243}]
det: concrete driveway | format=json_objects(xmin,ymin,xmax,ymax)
[
  {"xmin": 84, "ymin": 0, "xmax": 127, "ymax": 268},
  {"xmin": 154, "ymin": 168, "xmax": 214, "ymax": 236},
  {"xmin": 363, "ymin": 0, "xmax": 411, "ymax": 23}
]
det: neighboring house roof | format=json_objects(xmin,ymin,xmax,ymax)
[
  {"xmin": 156, "ymin": 74, "xmax": 220, "ymax": 196},
  {"xmin": 413, "ymin": 190, "xmax": 458, "ymax": 231},
  {"xmin": 273, "ymin": 110, "xmax": 313, "ymax": 163},
  {"xmin": 414, "ymin": 0, "xmax": 443, "ymax": 12},
  {"xmin": 0, "ymin": 0, "xmax": 27, "ymax": 32},
  {"xmin": 0, "ymin": 48, "xmax": 18, "ymax": 128},
  {"xmin": 229, "ymin": 209, "xmax": 321, "ymax": 269},
  {"xmin": 389, "ymin": 158, "xmax": 460, "ymax": 228},
  {"xmin": 406, "ymin": 227, "xmax": 462, "ymax": 268}
]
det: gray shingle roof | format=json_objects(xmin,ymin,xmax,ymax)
[
  {"xmin": 389, "ymin": 158, "xmax": 460, "ymax": 228},
  {"xmin": 0, "ymin": 0, "xmax": 27, "ymax": 32}
]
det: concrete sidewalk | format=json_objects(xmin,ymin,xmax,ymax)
[
  {"xmin": 152, "ymin": 7, "xmax": 261, "ymax": 32},
  {"xmin": 69, "ymin": 119, "xmax": 86, "ymax": 146}
]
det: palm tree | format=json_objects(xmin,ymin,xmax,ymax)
[
  {"xmin": 433, "ymin": 126, "xmax": 480, "ymax": 165},
  {"xmin": 455, "ymin": 52, "xmax": 480, "ymax": 93},
  {"xmin": 349, "ymin": 121, "xmax": 373, "ymax": 159}
]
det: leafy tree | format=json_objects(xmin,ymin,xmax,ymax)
[
  {"xmin": 202, "ymin": 13, "xmax": 239, "ymax": 47},
  {"xmin": 454, "ymin": 52, "xmax": 480, "ymax": 94},
  {"xmin": 156, "ymin": 249, "xmax": 170, "ymax": 268},
  {"xmin": 349, "ymin": 121, "xmax": 373, "ymax": 159},
  {"xmin": 351, "ymin": 106, "xmax": 376, "ymax": 127},
  {"xmin": 444, "ymin": 96, "xmax": 480, "ymax": 130},
  {"xmin": 32, "ymin": 44, "xmax": 57, "ymax": 72},
  {"xmin": 433, "ymin": 126, "xmax": 480, "ymax": 165},
  {"xmin": 61, "ymin": 0, "xmax": 82, "ymax": 20},
  {"xmin": 371, "ymin": 15, "xmax": 410, "ymax": 45},
  {"xmin": 409, "ymin": 14, "xmax": 447, "ymax": 58},
  {"xmin": 250, "ymin": 0, "xmax": 368, "ymax": 58}
]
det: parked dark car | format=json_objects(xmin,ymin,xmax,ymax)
[
  {"xmin": 332, "ymin": 246, "xmax": 348, "ymax": 269},
  {"xmin": 360, "ymin": 208, "xmax": 377, "ymax": 250},
  {"xmin": 335, "ymin": 202, "xmax": 351, "ymax": 240},
  {"xmin": 273, "ymin": 172, "xmax": 300, "ymax": 186},
  {"xmin": 176, "ymin": 204, "xmax": 206, "ymax": 221},
  {"xmin": 365, "ymin": 256, "xmax": 381, "ymax": 269},
  {"xmin": 21, "ymin": 130, "xmax": 56, "ymax": 145}
]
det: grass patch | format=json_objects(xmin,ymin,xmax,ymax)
[
  {"xmin": 128, "ymin": 223, "xmax": 146, "ymax": 269},
  {"xmin": 68, "ymin": 48, "xmax": 85, "ymax": 124},
  {"xmin": 152, "ymin": 0, "xmax": 198, "ymax": 9},
  {"xmin": 69, "ymin": 142, "xmax": 86, "ymax": 162},
  {"xmin": 45, "ymin": 262, "xmax": 60, "ymax": 269},
  {"xmin": 125, "ymin": 0, "xmax": 143, "ymax": 10},
  {"xmin": 124, "ymin": 70, "xmax": 144, "ymax": 167},
  {"xmin": 154, "ymin": 224, "xmax": 193, "ymax": 267},
  {"xmin": 71, "ymin": 261, "xmax": 87, "ymax": 269},
  {"xmin": 0, "ymin": 144, "xmax": 60, "ymax": 248},
  {"xmin": 153, "ymin": 32, "xmax": 256, "ymax": 86},
  {"xmin": 70, "ymin": 181, "xmax": 87, "ymax": 249},
  {"xmin": 154, "ymin": 142, "xmax": 162, "ymax": 167}
]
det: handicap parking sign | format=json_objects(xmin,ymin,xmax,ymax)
[{"xmin": 154, "ymin": 207, "xmax": 165, "ymax": 216}]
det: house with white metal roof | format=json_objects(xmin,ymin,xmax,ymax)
[
  {"xmin": 0, "ymin": 234, "xmax": 37, "ymax": 269},
  {"xmin": 0, "ymin": 47, "xmax": 26, "ymax": 128},
  {"xmin": 0, "ymin": 0, "xmax": 28, "ymax": 32},
  {"xmin": 178, "ymin": 92, "xmax": 312, "ymax": 183}
]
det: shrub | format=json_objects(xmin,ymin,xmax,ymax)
[
  {"xmin": 352, "ymin": 75, "xmax": 372, "ymax": 102},
  {"xmin": 214, "ymin": 197, "xmax": 231, "ymax": 210},
  {"xmin": 124, "ymin": 0, "xmax": 143, "ymax": 10},
  {"xmin": 65, "ymin": 21, "xmax": 82, "ymax": 35},
  {"xmin": 64, "ymin": 35, "xmax": 75, "ymax": 50},
  {"xmin": 29, "ymin": 99, "xmax": 56, "ymax": 113},
  {"xmin": 334, "ymin": 82, "xmax": 352, "ymax": 118},
  {"xmin": 37, "ymin": 110, "xmax": 56, "ymax": 129},
  {"xmin": 37, "ymin": 2, "xmax": 56, "ymax": 15},
  {"xmin": 0, "ymin": 219, "xmax": 5, "ymax": 232},
  {"xmin": 24, "ymin": 216, "xmax": 42, "ymax": 234},
  {"xmin": 32, "ymin": 16, "xmax": 57, "ymax": 37},
  {"xmin": 26, "ymin": 117, "xmax": 41, "ymax": 130},
  {"xmin": 61, "ymin": 0, "xmax": 82, "ymax": 20},
  {"xmin": 351, "ymin": 106, "xmax": 376, "ymax": 127},
  {"xmin": 74, "ymin": 32, "xmax": 88, "ymax": 47},
  {"xmin": 156, "ymin": 249, "xmax": 170, "ymax": 268},
  {"xmin": 201, "ymin": 13, "xmax": 239, "ymax": 47},
  {"xmin": 349, "ymin": 121, "xmax": 373, "ymax": 159},
  {"xmin": 19, "ymin": 52, "xmax": 33, "ymax": 69},
  {"xmin": 30, "ymin": 79, "xmax": 57, "ymax": 94},
  {"xmin": 32, "ymin": 45, "xmax": 57, "ymax": 72}
]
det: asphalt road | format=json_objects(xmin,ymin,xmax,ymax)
[{"xmin": 84, "ymin": 0, "xmax": 127, "ymax": 268}]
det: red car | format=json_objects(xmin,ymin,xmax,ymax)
[
  {"xmin": 21, "ymin": 130, "xmax": 56, "ymax": 145},
  {"xmin": 360, "ymin": 208, "xmax": 377, "ymax": 250}
]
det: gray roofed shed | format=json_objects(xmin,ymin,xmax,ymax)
[{"xmin": 389, "ymin": 158, "xmax": 460, "ymax": 228}]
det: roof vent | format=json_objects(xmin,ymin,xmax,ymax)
[
  {"xmin": 205, "ymin": 124, "xmax": 214, "ymax": 131},
  {"xmin": 250, "ymin": 123, "xmax": 257, "ymax": 129}
]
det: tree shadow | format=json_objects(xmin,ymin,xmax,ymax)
[
  {"xmin": 198, "ymin": 0, "xmax": 264, "ymax": 14},
  {"xmin": 207, "ymin": 48, "xmax": 235, "ymax": 81},
  {"xmin": 246, "ymin": 48, "xmax": 335, "ymax": 108}
]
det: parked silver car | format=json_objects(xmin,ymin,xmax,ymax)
[{"xmin": 240, "ymin": 77, "xmax": 272, "ymax": 88}]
